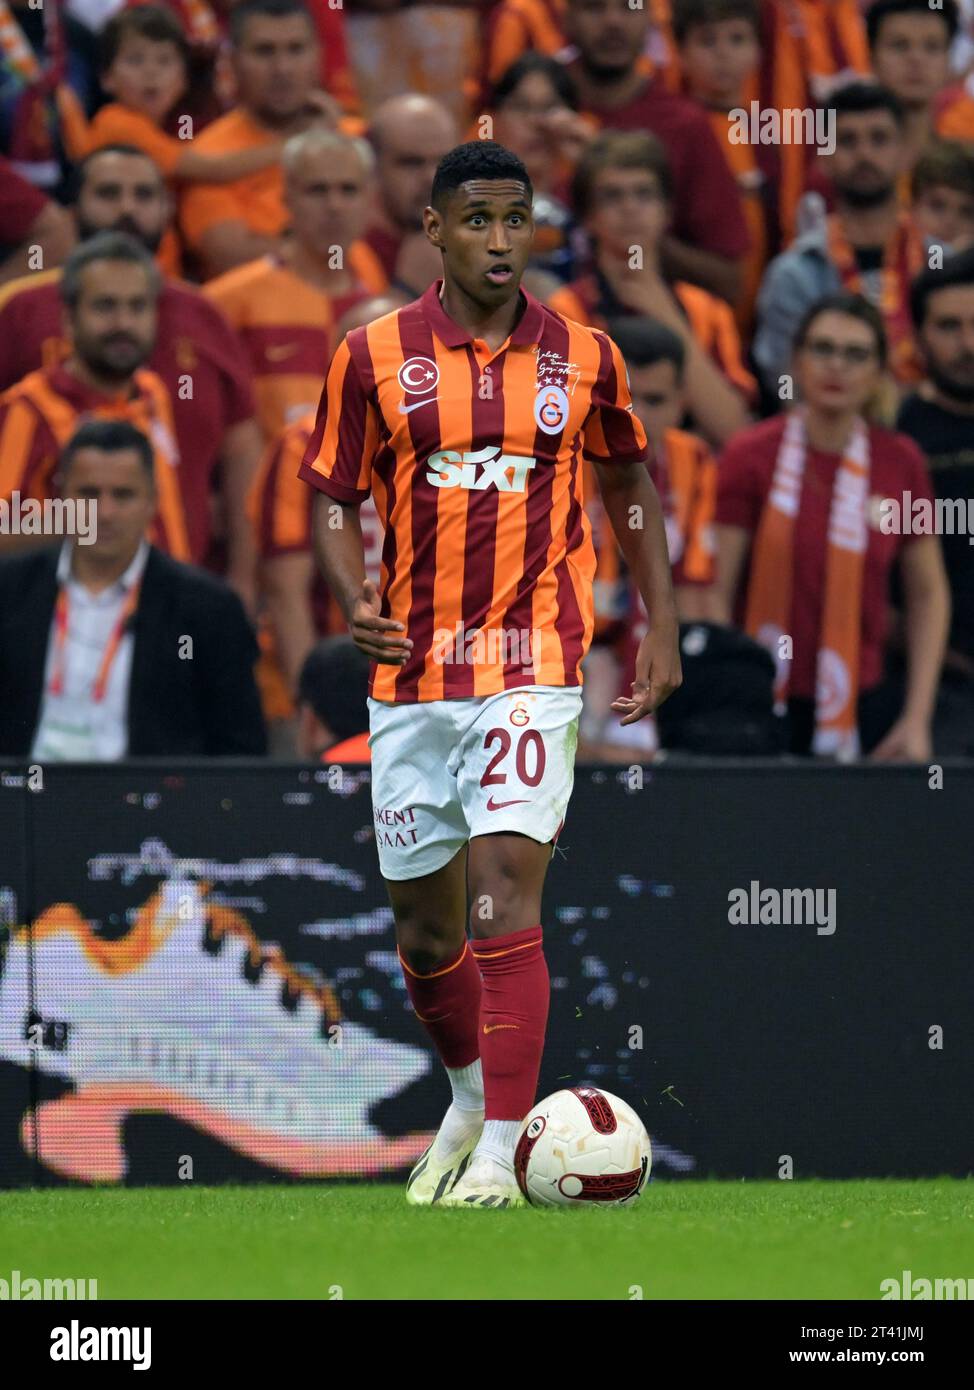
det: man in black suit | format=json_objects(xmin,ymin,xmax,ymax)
[{"xmin": 0, "ymin": 419, "xmax": 266, "ymax": 758}]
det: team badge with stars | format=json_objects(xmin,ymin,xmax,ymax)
[{"xmin": 533, "ymin": 348, "xmax": 579, "ymax": 436}]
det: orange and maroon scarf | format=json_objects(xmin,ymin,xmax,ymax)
[
  {"xmin": 827, "ymin": 212, "xmax": 926, "ymax": 385},
  {"xmin": 745, "ymin": 409, "xmax": 870, "ymax": 760}
]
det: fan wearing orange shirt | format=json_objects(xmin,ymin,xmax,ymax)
[
  {"xmin": 204, "ymin": 127, "xmax": 388, "ymax": 443},
  {"xmin": 179, "ymin": 0, "xmax": 364, "ymax": 280},
  {"xmin": 547, "ymin": 130, "xmax": 752, "ymax": 447},
  {"xmin": 121, "ymin": 0, "xmax": 362, "ymax": 128},
  {"xmin": 81, "ymin": 7, "xmax": 290, "ymax": 187}
]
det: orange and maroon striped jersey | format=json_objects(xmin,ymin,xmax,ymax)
[
  {"xmin": 204, "ymin": 250, "xmax": 387, "ymax": 440},
  {"xmin": 0, "ymin": 364, "xmax": 191, "ymax": 561},
  {"xmin": 299, "ymin": 279, "xmax": 648, "ymax": 703}
]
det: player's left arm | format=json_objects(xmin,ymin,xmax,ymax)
[{"xmin": 594, "ymin": 458, "xmax": 682, "ymax": 724}]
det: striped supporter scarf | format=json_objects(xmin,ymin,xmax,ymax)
[
  {"xmin": 826, "ymin": 213, "xmax": 926, "ymax": 385},
  {"xmin": 745, "ymin": 409, "xmax": 870, "ymax": 761}
]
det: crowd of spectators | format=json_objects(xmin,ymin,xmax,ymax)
[{"xmin": 1, "ymin": 0, "xmax": 972, "ymax": 762}]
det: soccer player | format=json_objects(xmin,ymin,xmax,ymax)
[{"xmin": 302, "ymin": 141, "xmax": 681, "ymax": 1209}]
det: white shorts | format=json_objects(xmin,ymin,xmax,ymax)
[{"xmin": 367, "ymin": 685, "xmax": 583, "ymax": 881}]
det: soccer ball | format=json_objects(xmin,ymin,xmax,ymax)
[{"xmin": 514, "ymin": 1086, "xmax": 652, "ymax": 1207}]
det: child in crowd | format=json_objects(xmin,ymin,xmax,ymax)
[{"xmin": 76, "ymin": 6, "xmax": 291, "ymax": 183}]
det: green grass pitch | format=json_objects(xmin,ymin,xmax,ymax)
[{"xmin": 2, "ymin": 1180, "xmax": 971, "ymax": 1300}]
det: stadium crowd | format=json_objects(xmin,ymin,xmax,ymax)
[{"xmin": 0, "ymin": 0, "xmax": 972, "ymax": 761}]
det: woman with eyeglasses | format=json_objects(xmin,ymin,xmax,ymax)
[{"xmin": 715, "ymin": 292, "xmax": 950, "ymax": 760}]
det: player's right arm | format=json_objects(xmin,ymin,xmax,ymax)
[
  {"xmin": 311, "ymin": 498, "xmax": 412, "ymax": 665},
  {"xmin": 301, "ymin": 334, "xmax": 412, "ymax": 665}
]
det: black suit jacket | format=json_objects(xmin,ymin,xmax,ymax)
[{"xmin": 0, "ymin": 546, "xmax": 267, "ymax": 757}]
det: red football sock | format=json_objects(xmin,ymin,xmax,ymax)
[
  {"xmin": 471, "ymin": 925, "xmax": 549, "ymax": 1121},
  {"xmin": 398, "ymin": 939, "xmax": 481, "ymax": 1068}
]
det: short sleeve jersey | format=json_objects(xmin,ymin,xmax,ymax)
[{"xmin": 300, "ymin": 279, "xmax": 647, "ymax": 703}]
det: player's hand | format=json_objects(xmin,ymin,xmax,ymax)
[
  {"xmin": 350, "ymin": 578, "xmax": 414, "ymax": 665},
  {"xmin": 611, "ymin": 624, "xmax": 682, "ymax": 725}
]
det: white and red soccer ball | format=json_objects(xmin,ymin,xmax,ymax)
[{"xmin": 514, "ymin": 1086, "xmax": 652, "ymax": 1208}]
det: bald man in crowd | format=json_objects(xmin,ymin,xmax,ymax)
[
  {"xmin": 204, "ymin": 127, "xmax": 389, "ymax": 442},
  {"xmin": 362, "ymin": 93, "xmax": 458, "ymax": 296}
]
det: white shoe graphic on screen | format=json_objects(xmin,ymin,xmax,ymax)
[{"xmin": 0, "ymin": 880, "xmax": 434, "ymax": 1181}]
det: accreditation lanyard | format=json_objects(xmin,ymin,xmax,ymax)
[{"xmin": 48, "ymin": 579, "xmax": 142, "ymax": 703}]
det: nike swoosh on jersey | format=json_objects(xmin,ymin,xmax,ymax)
[
  {"xmin": 486, "ymin": 797, "xmax": 531, "ymax": 811},
  {"xmin": 266, "ymin": 343, "xmax": 300, "ymax": 361},
  {"xmin": 398, "ymin": 398, "xmax": 439, "ymax": 415},
  {"xmin": 483, "ymin": 1023, "xmax": 520, "ymax": 1034}
]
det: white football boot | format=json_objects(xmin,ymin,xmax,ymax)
[
  {"xmin": 434, "ymin": 1152, "xmax": 525, "ymax": 1209},
  {"xmin": 405, "ymin": 1112, "xmax": 483, "ymax": 1205}
]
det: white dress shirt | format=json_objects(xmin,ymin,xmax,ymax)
[{"xmin": 31, "ymin": 541, "xmax": 150, "ymax": 762}]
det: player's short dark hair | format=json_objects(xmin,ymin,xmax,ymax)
[
  {"xmin": 828, "ymin": 81, "xmax": 906, "ymax": 129},
  {"xmin": 866, "ymin": 0, "xmax": 959, "ymax": 49},
  {"xmin": 910, "ymin": 246, "xmax": 974, "ymax": 328},
  {"xmin": 100, "ymin": 4, "xmax": 190, "ymax": 73},
  {"xmin": 61, "ymin": 230, "xmax": 162, "ymax": 310},
  {"xmin": 489, "ymin": 53, "xmax": 580, "ymax": 112},
  {"xmin": 671, "ymin": 0, "xmax": 761, "ymax": 46},
  {"xmin": 430, "ymin": 141, "xmax": 533, "ymax": 213},
  {"xmin": 793, "ymin": 292, "xmax": 888, "ymax": 368},
  {"xmin": 605, "ymin": 317, "xmax": 687, "ymax": 381},
  {"xmin": 571, "ymin": 131, "xmax": 673, "ymax": 220},
  {"xmin": 69, "ymin": 143, "xmax": 165, "ymax": 203},
  {"xmin": 912, "ymin": 139, "xmax": 974, "ymax": 201},
  {"xmin": 228, "ymin": 0, "xmax": 316, "ymax": 47},
  {"xmin": 61, "ymin": 419, "xmax": 155, "ymax": 483},
  {"xmin": 298, "ymin": 637, "xmax": 371, "ymax": 740}
]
